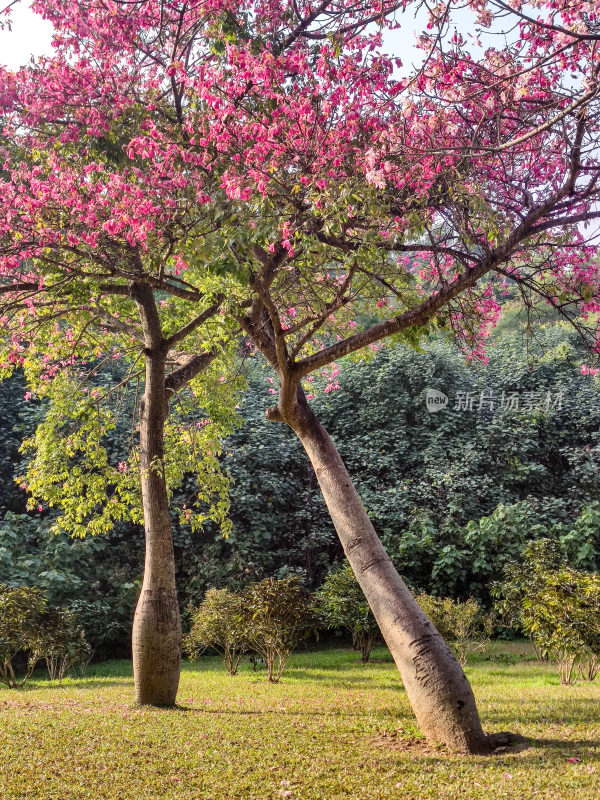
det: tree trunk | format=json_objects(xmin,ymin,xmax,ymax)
[
  {"xmin": 280, "ymin": 391, "xmax": 492, "ymax": 754},
  {"xmin": 131, "ymin": 347, "xmax": 181, "ymax": 706}
]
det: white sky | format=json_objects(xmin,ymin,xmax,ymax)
[
  {"xmin": 0, "ymin": 1, "xmax": 481, "ymax": 71},
  {"xmin": 0, "ymin": 2, "xmax": 54, "ymax": 68}
]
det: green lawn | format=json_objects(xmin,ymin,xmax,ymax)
[{"xmin": 1, "ymin": 643, "xmax": 599, "ymax": 799}]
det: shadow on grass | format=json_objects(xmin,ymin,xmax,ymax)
[
  {"xmin": 483, "ymin": 696, "xmax": 600, "ymax": 728},
  {"xmin": 171, "ymin": 705, "xmax": 355, "ymax": 717},
  {"xmin": 282, "ymin": 671, "xmax": 403, "ymax": 691},
  {"xmin": 182, "ymin": 655, "xmax": 402, "ymax": 690},
  {"xmin": 369, "ymin": 732, "xmax": 600, "ymax": 765},
  {"xmin": 168, "ymin": 705, "xmax": 416, "ymax": 727},
  {"xmin": 10, "ymin": 661, "xmax": 134, "ymax": 692},
  {"xmin": 526, "ymin": 736, "xmax": 600, "ymax": 750},
  {"xmin": 15, "ymin": 677, "xmax": 133, "ymax": 692}
]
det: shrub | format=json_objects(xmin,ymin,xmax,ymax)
[
  {"xmin": 0, "ymin": 584, "xmax": 46, "ymax": 687},
  {"xmin": 243, "ymin": 577, "xmax": 317, "ymax": 682},
  {"xmin": 66, "ymin": 597, "xmax": 128, "ymax": 656},
  {"xmin": 184, "ymin": 589, "xmax": 248, "ymax": 675},
  {"xmin": 492, "ymin": 539, "xmax": 564, "ymax": 659},
  {"xmin": 493, "ymin": 541, "xmax": 600, "ymax": 683},
  {"xmin": 520, "ymin": 568, "xmax": 600, "ymax": 684},
  {"xmin": 415, "ymin": 594, "xmax": 494, "ymax": 667},
  {"xmin": 31, "ymin": 608, "xmax": 92, "ymax": 681},
  {"xmin": 315, "ymin": 564, "xmax": 380, "ymax": 662}
]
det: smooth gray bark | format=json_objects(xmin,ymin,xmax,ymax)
[
  {"xmin": 131, "ymin": 284, "xmax": 181, "ymax": 706},
  {"xmin": 277, "ymin": 389, "xmax": 491, "ymax": 754}
]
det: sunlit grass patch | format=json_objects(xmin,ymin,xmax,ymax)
[{"xmin": 1, "ymin": 643, "xmax": 599, "ymax": 799}]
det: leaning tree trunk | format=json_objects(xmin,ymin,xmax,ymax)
[
  {"xmin": 275, "ymin": 390, "xmax": 492, "ymax": 754},
  {"xmin": 131, "ymin": 348, "xmax": 181, "ymax": 706}
]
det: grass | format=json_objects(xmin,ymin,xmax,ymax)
[{"xmin": 1, "ymin": 642, "xmax": 599, "ymax": 799}]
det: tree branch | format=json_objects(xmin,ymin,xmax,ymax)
[
  {"xmin": 164, "ymin": 295, "xmax": 224, "ymax": 349},
  {"xmin": 165, "ymin": 349, "xmax": 218, "ymax": 395}
]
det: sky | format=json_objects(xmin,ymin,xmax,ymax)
[
  {"xmin": 0, "ymin": 0, "xmax": 475, "ymax": 72},
  {"xmin": 0, "ymin": 2, "xmax": 54, "ymax": 68}
]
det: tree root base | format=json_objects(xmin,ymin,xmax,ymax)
[
  {"xmin": 487, "ymin": 731, "xmax": 526, "ymax": 753},
  {"xmin": 373, "ymin": 731, "xmax": 525, "ymax": 757}
]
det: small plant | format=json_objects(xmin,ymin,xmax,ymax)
[
  {"xmin": 243, "ymin": 577, "xmax": 317, "ymax": 682},
  {"xmin": 31, "ymin": 608, "xmax": 92, "ymax": 681},
  {"xmin": 315, "ymin": 564, "xmax": 380, "ymax": 662},
  {"xmin": 492, "ymin": 539, "xmax": 564, "ymax": 661},
  {"xmin": 184, "ymin": 589, "xmax": 248, "ymax": 675},
  {"xmin": 0, "ymin": 584, "xmax": 46, "ymax": 688},
  {"xmin": 521, "ymin": 568, "xmax": 600, "ymax": 685},
  {"xmin": 493, "ymin": 542, "xmax": 600, "ymax": 684},
  {"xmin": 415, "ymin": 594, "xmax": 494, "ymax": 667}
]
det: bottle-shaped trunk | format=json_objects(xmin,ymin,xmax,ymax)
[
  {"xmin": 291, "ymin": 400, "xmax": 491, "ymax": 754},
  {"xmin": 131, "ymin": 352, "xmax": 181, "ymax": 706}
]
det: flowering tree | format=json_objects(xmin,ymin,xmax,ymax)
[
  {"xmin": 0, "ymin": 0, "xmax": 426, "ymax": 710},
  {"xmin": 0, "ymin": 2, "xmax": 245, "ymax": 703},
  {"xmin": 1, "ymin": 0, "xmax": 599, "ymax": 752},
  {"xmin": 221, "ymin": 0, "xmax": 600, "ymax": 753},
  {"xmin": 191, "ymin": 0, "xmax": 600, "ymax": 752}
]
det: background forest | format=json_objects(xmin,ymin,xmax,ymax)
[{"xmin": 1, "ymin": 312, "xmax": 599, "ymax": 655}]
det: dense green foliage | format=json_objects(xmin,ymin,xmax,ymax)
[
  {"xmin": 0, "ymin": 512, "xmax": 140, "ymax": 654},
  {"xmin": 202, "ymin": 326, "xmax": 600, "ymax": 605},
  {"xmin": 0, "ymin": 374, "xmax": 40, "ymax": 516},
  {"xmin": 1, "ymin": 325, "xmax": 599, "ymax": 655},
  {"xmin": 315, "ymin": 330, "xmax": 600, "ymax": 599}
]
